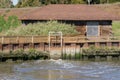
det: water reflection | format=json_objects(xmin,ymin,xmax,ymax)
[{"xmin": 0, "ymin": 60, "xmax": 120, "ymax": 80}]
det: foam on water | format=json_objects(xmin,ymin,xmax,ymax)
[
  {"xmin": 14, "ymin": 59, "xmax": 76, "ymax": 74},
  {"xmin": 49, "ymin": 59, "xmax": 76, "ymax": 69}
]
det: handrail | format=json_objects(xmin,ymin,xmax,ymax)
[{"xmin": 0, "ymin": 36, "xmax": 120, "ymax": 44}]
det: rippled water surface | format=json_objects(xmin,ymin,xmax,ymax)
[{"xmin": 0, "ymin": 60, "xmax": 120, "ymax": 80}]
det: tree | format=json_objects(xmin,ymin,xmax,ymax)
[
  {"xmin": 0, "ymin": 0, "xmax": 13, "ymax": 8},
  {"xmin": 0, "ymin": 15, "xmax": 21, "ymax": 32},
  {"xmin": 109, "ymin": 0, "xmax": 120, "ymax": 3},
  {"xmin": 0, "ymin": 16, "xmax": 6, "ymax": 32},
  {"xmin": 92, "ymin": 0, "xmax": 100, "ymax": 4},
  {"xmin": 16, "ymin": 0, "xmax": 41, "ymax": 8},
  {"xmin": 71, "ymin": 0, "xmax": 86, "ymax": 4},
  {"xmin": 97, "ymin": 0, "xmax": 120, "ymax": 4},
  {"xmin": 40, "ymin": 0, "xmax": 71, "ymax": 4},
  {"xmin": 16, "ymin": 0, "xmax": 86, "ymax": 7},
  {"xmin": 15, "ymin": 0, "xmax": 120, "ymax": 7}
]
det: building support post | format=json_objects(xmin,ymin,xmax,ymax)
[
  {"xmin": 83, "ymin": 55, "xmax": 88, "ymax": 61},
  {"xmin": 0, "ymin": 44, "xmax": 3, "ymax": 51},
  {"xmin": 95, "ymin": 42, "xmax": 99, "ymax": 48},
  {"xmin": 107, "ymin": 56, "xmax": 112, "ymax": 61},
  {"xmin": 95, "ymin": 56, "xmax": 100, "ymax": 61},
  {"xmin": 107, "ymin": 42, "xmax": 112, "ymax": 48},
  {"xmin": 19, "ymin": 43, "xmax": 23, "ymax": 49},
  {"xmin": 30, "ymin": 36, "xmax": 34, "ymax": 49}
]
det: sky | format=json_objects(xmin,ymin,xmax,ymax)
[{"xmin": 11, "ymin": 0, "xmax": 19, "ymax": 5}]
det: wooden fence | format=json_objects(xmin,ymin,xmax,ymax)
[{"xmin": 0, "ymin": 36, "xmax": 120, "ymax": 44}]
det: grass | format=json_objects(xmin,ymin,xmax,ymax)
[
  {"xmin": 112, "ymin": 21, "xmax": 120, "ymax": 36},
  {"xmin": 82, "ymin": 46, "xmax": 120, "ymax": 55},
  {"xmin": 0, "ymin": 49, "xmax": 49, "ymax": 62},
  {"xmin": 2, "ymin": 21, "xmax": 79, "ymax": 36}
]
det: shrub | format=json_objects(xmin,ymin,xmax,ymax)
[
  {"xmin": 0, "ymin": 15, "xmax": 21, "ymax": 32},
  {"xmin": 0, "ymin": 16, "xmax": 6, "ymax": 32},
  {"xmin": 112, "ymin": 21, "xmax": 120, "ymax": 36},
  {"xmin": 4, "ymin": 21, "xmax": 79, "ymax": 36},
  {"xmin": 83, "ymin": 46, "xmax": 120, "ymax": 55}
]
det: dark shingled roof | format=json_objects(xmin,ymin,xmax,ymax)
[{"xmin": 21, "ymin": 4, "xmax": 119, "ymax": 21}]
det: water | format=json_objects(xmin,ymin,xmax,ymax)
[{"xmin": 0, "ymin": 60, "xmax": 120, "ymax": 80}]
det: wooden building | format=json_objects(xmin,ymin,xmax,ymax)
[
  {"xmin": 0, "ymin": 4, "xmax": 119, "ymax": 37},
  {"xmin": 20, "ymin": 4, "xmax": 119, "ymax": 37}
]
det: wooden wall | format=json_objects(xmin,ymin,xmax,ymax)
[
  {"xmin": 71, "ymin": 20, "xmax": 112, "ymax": 36},
  {"xmin": 99, "ymin": 21, "xmax": 112, "ymax": 36},
  {"xmin": 22, "ymin": 20, "xmax": 112, "ymax": 36}
]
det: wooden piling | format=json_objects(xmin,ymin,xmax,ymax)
[
  {"xmin": 95, "ymin": 56, "xmax": 100, "ymax": 61},
  {"xmin": 83, "ymin": 55, "xmax": 88, "ymax": 61},
  {"xmin": 107, "ymin": 56, "xmax": 112, "ymax": 61}
]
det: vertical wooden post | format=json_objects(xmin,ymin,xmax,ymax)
[
  {"xmin": 95, "ymin": 42, "xmax": 99, "ymax": 48},
  {"xmin": 9, "ymin": 37, "xmax": 13, "ymax": 51},
  {"xmin": 19, "ymin": 43, "xmax": 23, "ymax": 49},
  {"xmin": 83, "ymin": 55, "xmax": 88, "ymax": 61},
  {"xmin": 118, "ymin": 55, "xmax": 120, "ymax": 60},
  {"xmin": 49, "ymin": 33, "xmax": 50, "ymax": 52},
  {"xmin": 107, "ymin": 56, "xmax": 112, "ymax": 61},
  {"xmin": 95, "ymin": 56, "xmax": 100, "ymax": 61},
  {"xmin": 84, "ymin": 42, "xmax": 88, "ymax": 48},
  {"xmin": 16, "ymin": 36, "xmax": 19, "ymax": 43},
  {"xmin": 0, "ymin": 36, "xmax": 3, "ymax": 51},
  {"xmin": 0, "ymin": 44, "xmax": 2, "ymax": 51},
  {"xmin": 107, "ymin": 42, "xmax": 112, "ymax": 48},
  {"xmin": 2, "ymin": 36, "xmax": 4, "ymax": 44},
  {"xmin": 9, "ymin": 44, "xmax": 13, "ymax": 51},
  {"xmin": 71, "ymin": 43, "xmax": 76, "ymax": 54},
  {"xmin": 40, "ymin": 42, "xmax": 45, "ymax": 51},
  {"xmin": 30, "ymin": 36, "xmax": 34, "ymax": 48},
  {"xmin": 118, "ymin": 42, "xmax": 120, "ymax": 48},
  {"xmin": 32, "ymin": 36, "xmax": 34, "ymax": 43}
]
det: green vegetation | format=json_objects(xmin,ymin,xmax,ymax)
[
  {"xmin": 3, "ymin": 21, "xmax": 79, "ymax": 36},
  {"xmin": 83, "ymin": 46, "xmax": 120, "ymax": 55},
  {"xmin": 62, "ymin": 53, "xmax": 82, "ymax": 60},
  {"xmin": 109, "ymin": 0, "xmax": 120, "ymax": 3},
  {"xmin": 0, "ymin": 0, "xmax": 13, "ymax": 8},
  {"xmin": 0, "ymin": 15, "xmax": 119, "ymax": 37},
  {"xmin": 16, "ymin": 0, "xmax": 120, "ymax": 8},
  {"xmin": 16, "ymin": 0, "xmax": 41, "ymax": 8},
  {"xmin": 16, "ymin": 0, "xmax": 86, "ymax": 7},
  {"xmin": 0, "ymin": 0, "xmax": 119, "ymax": 8},
  {"xmin": 0, "ymin": 15, "xmax": 21, "ymax": 32},
  {"xmin": 62, "ymin": 46, "xmax": 120, "ymax": 60},
  {"xmin": 0, "ymin": 48, "xmax": 49, "ymax": 62},
  {"xmin": 112, "ymin": 21, "xmax": 120, "ymax": 36}
]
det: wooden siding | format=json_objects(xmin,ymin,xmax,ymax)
[
  {"xmin": 100, "ymin": 25, "xmax": 112, "ymax": 36},
  {"xmin": 76, "ymin": 25, "xmax": 86, "ymax": 35},
  {"xmin": 22, "ymin": 20, "xmax": 112, "ymax": 36},
  {"xmin": 75, "ymin": 25, "xmax": 112, "ymax": 36}
]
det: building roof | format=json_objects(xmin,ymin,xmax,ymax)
[
  {"xmin": 0, "ymin": 4, "xmax": 119, "ymax": 21},
  {"xmin": 21, "ymin": 4, "xmax": 120, "ymax": 21},
  {"xmin": 0, "ymin": 7, "xmax": 39, "ymax": 19}
]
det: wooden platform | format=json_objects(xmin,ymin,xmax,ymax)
[
  {"xmin": 0, "ymin": 36, "xmax": 120, "ymax": 59},
  {"xmin": 0, "ymin": 36, "xmax": 120, "ymax": 51}
]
